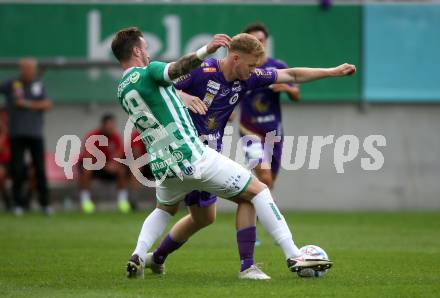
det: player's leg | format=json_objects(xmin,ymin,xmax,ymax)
[
  {"xmin": 200, "ymin": 148, "xmax": 332, "ymax": 273},
  {"xmin": 108, "ymin": 161, "xmax": 131, "ymax": 213},
  {"xmin": 145, "ymin": 191, "xmax": 216, "ymax": 274},
  {"xmin": 127, "ymin": 177, "xmax": 191, "ymax": 278},
  {"xmin": 254, "ymin": 164, "xmax": 274, "ymax": 189},
  {"xmin": 28, "ymin": 137, "xmax": 50, "ymax": 214},
  {"xmin": 78, "ymin": 164, "xmax": 95, "ymax": 213},
  {"xmin": 233, "ymin": 198, "xmax": 270, "ymax": 279},
  {"xmin": 0, "ymin": 164, "xmax": 12, "ymax": 211},
  {"xmin": 127, "ymin": 202, "xmax": 179, "ymax": 278},
  {"xmin": 10, "ymin": 138, "xmax": 26, "ymax": 214},
  {"xmin": 237, "ymin": 178, "xmax": 331, "ymax": 272}
]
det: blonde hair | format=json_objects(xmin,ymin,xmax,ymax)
[{"xmin": 229, "ymin": 33, "xmax": 265, "ymax": 59}]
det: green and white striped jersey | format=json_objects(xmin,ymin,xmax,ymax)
[{"xmin": 117, "ymin": 61, "xmax": 205, "ymax": 180}]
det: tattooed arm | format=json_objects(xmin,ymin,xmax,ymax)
[{"xmin": 167, "ymin": 34, "xmax": 231, "ymax": 81}]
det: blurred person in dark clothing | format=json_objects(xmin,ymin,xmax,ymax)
[
  {"xmin": 0, "ymin": 58, "xmax": 53, "ymax": 215},
  {"xmin": 78, "ymin": 114, "xmax": 130, "ymax": 214},
  {"xmin": 0, "ymin": 110, "xmax": 11, "ymax": 211}
]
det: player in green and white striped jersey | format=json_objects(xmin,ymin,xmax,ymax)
[{"xmin": 112, "ymin": 27, "xmax": 334, "ymax": 279}]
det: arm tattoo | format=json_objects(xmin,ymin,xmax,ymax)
[{"xmin": 168, "ymin": 53, "xmax": 203, "ymax": 81}]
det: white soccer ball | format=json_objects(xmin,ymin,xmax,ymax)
[{"xmin": 297, "ymin": 245, "xmax": 331, "ymax": 278}]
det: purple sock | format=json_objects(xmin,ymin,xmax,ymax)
[
  {"xmin": 237, "ymin": 226, "xmax": 256, "ymax": 272},
  {"xmin": 153, "ymin": 233, "xmax": 185, "ymax": 264}
]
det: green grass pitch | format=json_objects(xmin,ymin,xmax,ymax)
[{"xmin": 1, "ymin": 211, "xmax": 439, "ymax": 297}]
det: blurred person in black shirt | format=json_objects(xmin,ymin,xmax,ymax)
[{"xmin": 0, "ymin": 58, "xmax": 53, "ymax": 215}]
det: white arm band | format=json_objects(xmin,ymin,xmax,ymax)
[
  {"xmin": 196, "ymin": 45, "xmax": 209, "ymax": 60},
  {"xmin": 163, "ymin": 62, "xmax": 172, "ymax": 83}
]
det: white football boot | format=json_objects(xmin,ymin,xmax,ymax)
[
  {"xmin": 287, "ymin": 255, "xmax": 333, "ymax": 273},
  {"xmin": 127, "ymin": 254, "xmax": 145, "ymax": 279},
  {"xmin": 238, "ymin": 265, "xmax": 271, "ymax": 280}
]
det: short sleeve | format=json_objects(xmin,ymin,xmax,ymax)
[
  {"xmin": 148, "ymin": 61, "xmax": 172, "ymax": 86},
  {"xmin": 247, "ymin": 68, "xmax": 278, "ymax": 90}
]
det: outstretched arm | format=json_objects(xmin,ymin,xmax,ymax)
[
  {"xmin": 167, "ymin": 34, "xmax": 231, "ymax": 81},
  {"xmin": 275, "ymin": 63, "xmax": 356, "ymax": 84}
]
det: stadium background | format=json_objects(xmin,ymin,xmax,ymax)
[
  {"xmin": 1, "ymin": 1, "xmax": 439, "ymax": 211},
  {"xmin": 1, "ymin": 1, "xmax": 439, "ymax": 297}
]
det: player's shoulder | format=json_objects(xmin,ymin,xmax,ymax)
[
  {"xmin": 200, "ymin": 58, "xmax": 219, "ymax": 74},
  {"xmin": 268, "ymin": 57, "xmax": 288, "ymax": 69}
]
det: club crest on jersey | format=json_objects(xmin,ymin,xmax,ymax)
[
  {"xmin": 129, "ymin": 72, "xmax": 140, "ymax": 83},
  {"xmin": 232, "ymin": 81, "xmax": 242, "ymax": 92},
  {"xmin": 229, "ymin": 93, "xmax": 239, "ymax": 105},
  {"xmin": 220, "ymin": 88, "xmax": 230, "ymax": 96},
  {"xmin": 183, "ymin": 165, "xmax": 194, "ymax": 176},
  {"xmin": 206, "ymin": 116, "xmax": 218, "ymax": 130}
]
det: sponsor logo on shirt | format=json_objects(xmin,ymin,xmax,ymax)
[
  {"xmin": 203, "ymin": 81, "xmax": 220, "ymax": 108},
  {"xmin": 256, "ymin": 115, "xmax": 276, "ymax": 123},
  {"xmin": 203, "ymin": 67, "xmax": 217, "ymax": 73},
  {"xmin": 229, "ymin": 93, "xmax": 239, "ymax": 105},
  {"xmin": 207, "ymin": 80, "xmax": 221, "ymax": 90},
  {"xmin": 203, "ymin": 93, "xmax": 215, "ymax": 107},
  {"xmin": 172, "ymin": 150, "xmax": 184, "ymax": 162},
  {"xmin": 232, "ymin": 81, "xmax": 242, "ymax": 92},
  {"xmin": 174, "ymin": 73, "xmax": 191, "ymax": 84},
  {"xmin": 183, "ymin": 165, "xmax": 194, "ymax": 176},
  {"xmin": 254, "ymin": 69, "xmax": 273, "ymax": 78}
]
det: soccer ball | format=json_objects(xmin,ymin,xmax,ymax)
[{"xmin": 297, "ymin": 245, "xmax": 331, "ymax": 278}]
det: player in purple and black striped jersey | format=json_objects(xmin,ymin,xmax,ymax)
[
  {"xmin": 147, "ymin": 33, "xmax": 356, "ymax": 280},
  {"xmin": 239, "ymin": 23, "xmax": 300, "ymax": 190}
]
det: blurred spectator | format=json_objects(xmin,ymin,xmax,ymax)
[
  {"xmin": 0, "ymin": 110, "xmax": 11, "ymax": 211},
  {"xmin": 0, "ymin": 58, "xmax": 53, "ymax": 215},
  {"xmin": 127, "ymin": 129, "xmax": 154, "ymax": 210},
  {"xmin": 78, "ymin": 113, "xmax": 130, "ymax": 214}
]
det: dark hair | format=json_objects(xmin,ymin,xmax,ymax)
[
  {"xmin": 111, "ymin": 27, "xmax": 143, "ymax": 62},
  {"xmin": 101, "ymin": 113, "xmax": 115, "ymax": 124},
  {"xmin": 243, "ymin": 23, "xmax": 269, "ymax": 38}
]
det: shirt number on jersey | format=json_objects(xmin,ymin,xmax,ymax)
[{"xmin": 122, "ymin": 89, "xmax": 167, "ymax": 146}]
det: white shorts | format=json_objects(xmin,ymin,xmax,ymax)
[{"xmin": 156, "ymin": 147, "xmax": 252, "ymax": 206}]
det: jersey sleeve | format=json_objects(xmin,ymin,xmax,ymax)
[
  {"xmin": 148, "ymin": 61, "xmax": 173, "ymax": 86},
  {"xmin": 247, "ymin": 68, "xmax": 278, "ymax": 89}
]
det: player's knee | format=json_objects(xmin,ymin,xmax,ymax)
[
  {"xmin": 238, "ymin": 177, "xmax": 268, "ymax": 202},
  {"xmin": 194, "ymin": 212, "xmax": 216, "ymax": 227},
  {"xmin": 258, "ymin": 173, "xmax": 273, "ymax": 189}
]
